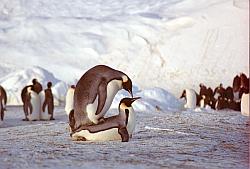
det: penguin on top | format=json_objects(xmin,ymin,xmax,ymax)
[
  {"xmin": 41, "ymin": 82, "xmax": 55, "ymax": 120},
  {"xmin": 71, "ymin": 65, "xmax": 133, "ymax": 131}
]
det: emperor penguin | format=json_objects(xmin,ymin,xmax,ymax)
[
  {"xmin": 40, "ymin": 82, "xmax": 54, "ymax": 120},
  {"xmin": 0, "ymin": 85, "xmax": 7, "ymax": 126},
  {"xmin": 241, "ymin": 93, "xmax": 249, "ymax": 116},
  {"xmin": 0, "ymin": 85, "xmax": 7, "ymax": 111},
  {"xmin": 73, "ymin": 65, "xmax": 133, "ymax": 130},
  {"xmin": 65, "ymin": 85, "xmax": 75, "ymax": 116},
  {"xmin": 180, "ymin": 89, "xmax": 197, "ymax": 109},
  {"xmin": 25, "ymin": 87, "xmax": 41, "ymax": 121},
  {"xmin": 21, "ymin": 78, "xmax": 42, "ymax": 121},
  {"xmin": 70, "ymin": 97, "xmax": 140, "ymax": 142}
]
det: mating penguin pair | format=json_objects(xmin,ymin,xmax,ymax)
[
  {"xmin": 70, "ymin": 97, "xmax": 140, "ymax": 142},
  {"xmin": 71, "ymin": 65, "xmax": 133, "ymax": 131}
]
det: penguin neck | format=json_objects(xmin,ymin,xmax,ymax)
[
  {"xmin": 120, "ymin": 107, "xmax": 136, "ymax": 135},
  {"xmin": 106, "ymin": 79, "xmax": 123, "ymax": 105}
]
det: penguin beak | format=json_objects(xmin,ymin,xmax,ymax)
[
  {"xmin": 130, "ymin": 97, "xmax": 141, "ymax": 104},
  {"xmin": 129, "ymin": 89, "xmax": 133, "ymax": 97}
]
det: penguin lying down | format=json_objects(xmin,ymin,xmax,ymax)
[{"xmin": 70, "ymin": 97, "xmax": 140, "ymax": 142}]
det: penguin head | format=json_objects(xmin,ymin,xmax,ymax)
[
  {"xmin": 47, "ymin": 82, "xmax": 52, "ymax": 88},
  {"xmin": 180, "ymin": 90, "xmax": 186, "ymax": 99},
  {"xmin": 118, "ymin": 97, "xmax": 140, "ymax": 113},
  {"xmin": 121, "ymin": 75, "xmax": 133, "ymax": 97},
  {"xmin": 32, "ymin": 78, "xmax": 38, "ymax": 85}
]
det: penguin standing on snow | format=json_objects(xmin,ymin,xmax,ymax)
[
  {"xmin": 41, "ymin": 82, "xmax": 55, "ymax": 120},
  {"xmin": 241, "ymin": 93, "xmax": 249, "ymax": 116},
  {"xmin": 25, "ymin": 87, "xmax": 41, "ymax": 121},
  {"xmin": 72, "ymin": 65, "xmax": 133, "ymax": 131},
  {"xmin": 21, "ymin": 78, "xmax": 43, "ymax": 120},
  {"xmin": 0, "ymin": 85, "xmax": 7, "ymax": 125},
  {"xmin": 65, "ymin": 85, "xmax": 75, "ymax": 116},
  {"xmin": 70, "ymin": 97, "xmax": 140, "ymax": 142},
  {"xmin": 180, "ymin": 89, "xmax": 198, "ymax": 109}
]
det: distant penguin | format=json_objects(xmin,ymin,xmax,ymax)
[
  {"xmin": 70, "ymin": 97, "xmax": 140, "ymax": 142},
  {"xmin": 180, "ymin": 89, "xmax": 197, "ymax": 109},
  {"xmin": 0, "ymin": 101, "xmax": 3, "ymax": 126},
  {"xmin": 0, "ymin": 86, "xmax": 7, "ymax": 126},
  {"xmin": 21, "ymin": 85, "xmax": 33, "ymax": 120},
  {"xmin": 65, "ymin": 85, "xmax": 75, "ymax": 116},
  {"xmin": 0, "ymin": 85, "xmax": 7, "ymax": 111},
  {"xmin": 25, "ymin": 87, "xmax": 41, "ymax": 121},
  {"xmin": 241, "ymin": 93, "xmax": 249, "ymax": 116},
  {"xmin": 41, "ymin": 82, "xmax": 54, "ymax": 120},
  {"xmin": 73, "ymin": 65, "xmax": 133, "ymax": 130},
  {"xmin": 21, "ymin": 79, "xmax": 41, "ymax": 120}
]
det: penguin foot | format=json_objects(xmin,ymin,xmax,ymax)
[
  {"xmin": 50, "ymin": 117, "xmax": 55, "ymax": 120},
  {"xmin": 98, "ymin": 117, "xmax": 105, "ymax": 124},
  {"xmin": 22, "ymin": 118, "xmax": 29, "ymax": 121},
  {"xmin": 118, "ymin": 127, "xmax": 129, "ymax": 142},
  {"xmin": 72, "ymin": 136, "xmax": 87, "ymax": 141}
]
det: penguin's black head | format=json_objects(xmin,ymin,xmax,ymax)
[
  {"xmin": 32, "ymin": 78, "xmax": 37, "ymax": 84},
  {"xmin": 122, "ymin": 75, "xmax": 133, "ymax": 97},
  {"xmin": 47, "ymin": 82, "xmax": 52, "ymax": 88},
  {"xmin": 180, "ymin": 90, "xmax": 186, "ymax": 99},
  {"xmin": 119, "ymin": 97, "xmax": 141, "ymax": 108}
]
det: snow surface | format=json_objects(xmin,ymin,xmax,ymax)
[
  {"xmin": 0, "ymin": 0, "xmax": 249, "ymax": 167},
  {"xmin": 0, "ymin": 0, "xmax": 249, "ymax": 106},
  {"xmin": 0, "ymin": 106, "xmax": 249, "ymax": 169}
]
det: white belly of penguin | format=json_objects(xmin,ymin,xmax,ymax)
[
  {"xmin": 39, "ymin": 91, "xmax": 51, "ymax": 120},
  {"xmin": 73, "ymin": 128, "xmax": 121, "ymax": 141},
  {"xmin": 28, "ymin": 91, "xmax": 41, "ymax": 121},
  {"xmin": 87, "ymin": 80, "xmax": 122, "ymax": 124},
  {"xmin": 126, "ymin": 107, "xmax": 136, "ymax": 136},
  {"xmin": 65, "ymin": 88, "xmax": 75, "ymax": 115},
  {"xmin": 184, "ymin": 89, "xmax": 196, "ymax": 109}
]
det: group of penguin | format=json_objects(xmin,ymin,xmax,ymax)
[
  {"xmin": 0, "ymin": 65, "xmax": 139, "ymax": 142},
  {"xmin": 1, "ymin": 65, "xmax": 249, "ymax": 142},
  {"xmin": 0, "ymin": 79, "xmax": 55, "ymax": 125},
  {"xmin": 20, "ymin": 79, "xmax": 55, "ymax": 121},
  {"xmin": 180, "ymin": 73, "xmax": 249, "ymax": 116}
]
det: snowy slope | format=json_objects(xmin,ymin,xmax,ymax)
[{"xmin": 0, "ymin": 0, "xmax": 249, "ymax": 105}]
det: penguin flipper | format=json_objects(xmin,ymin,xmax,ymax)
[
  {"xmin": 0, "ymin": 102, "xmax": 4, "ymax": 121},
  {"xmin": 118, "ymin": 127, "xmax": 129, "ymax": 142},
  {"xmin": 95, "ymin": 80, "xmax": 108, "ymax": 116}
]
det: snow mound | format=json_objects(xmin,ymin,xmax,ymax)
[
  {"xmin": 0, "ymin": 66, "xmax": 67, "ymax": 105},
  {"xmin": 134, "ymin": 87, "xmax": 184, "ymax": 112},
  {"xmin": 110, "ymin": 87, "xmax": 183, "ymax": 113}
]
